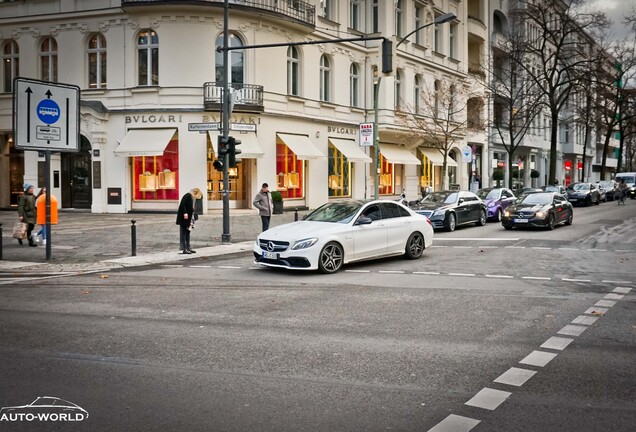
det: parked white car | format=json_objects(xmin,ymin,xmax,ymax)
[{"xmin": 253, "ymin": 200, "xmax": 434, "ymax": 273}]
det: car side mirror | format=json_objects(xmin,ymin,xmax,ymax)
[
  {"xmin": 458, "ymin": 198, "xmax": 465, "ymax": 205},
  {"xmin": 355, "ymin": 216, "xmax": 373, "ymax": 226}
]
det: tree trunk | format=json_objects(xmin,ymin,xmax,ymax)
[{"xmin": 549, "ymin": 111, "xmax": 559, "ymax": 185}]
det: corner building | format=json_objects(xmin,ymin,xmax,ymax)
[{"xmin": 0, "ymin": 0, "xmax": 488, "ymax": 212}]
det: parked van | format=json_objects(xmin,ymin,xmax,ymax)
[{"xmin": 614, "ymin": 172, "xmax": 636, "ymax": 199}]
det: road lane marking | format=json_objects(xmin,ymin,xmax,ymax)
[
  {"xmin": 613, "ymin": 287, "xmax": 633, "ymax": 294},
  {"xmin": 595, "ymin": 300, "xmax": 616, "ymax": 308},
  {"xmin": 587, "ymin": 248, "xmax": 607, "ymax": 252},
  {"xmin": 485, "ymin": 274, "xmax": 514, "ymax": 279},
  {"xmin": 413, "ymin": 271, "xmax": 440, "ymax": 275},
  {"xmin": 218, "ymin": 265, "xmax": 242, "ymax": 269},
  {"xmin": 378, "ymin": 270, "xmax": 405, "ymax": 274},
  {"xmin": 505, "ymin": 246, "xmax": 526, "ymax": 249},
  {"xmin": 532, "ymin": 247, "xmax": 551, "ymax": 250},
  {"xmin": 557, "ymin": 325, "xmax": 587, "ymax": 337},
  {"xmin": 453, "ymin": 246, "xmax": 473, "ymax": 249},
  {"xmin": 522, "ymin": 276, "xmax": 551, "ymax": 280},
  {"xmin": 572, "ymin": 315, "xmax": 599, "ymax": 325},
  {"xmin": 465, "ymin": 387, "xmax": 511, "ymax": 410},
  {"xmin": 190, "ymin": 265, "xmax": 212, "ymax": 268},
  {"xmin": 430, "ymin": 245, "xmax": 448, "ymax": 248},
  {"xmin": 604, "ymin": 293, "xmax": 624, "ymax": 300},
  {"xmin": 559, "ymin": 248, "xmax": 579, "ymax": 251},
  {"xmin": 540, "ymin": 336, "xmax": 574, "ymax": 351},
  {"xmin": 427, "ymin": 414, "xmax": 481, "ymax": 432},
  {"xmin": 477, "ymin": 245, "xmax": 498, "ymax": 249},
  {"xmin": 435, "ymin": 238, "xmax": 519, "ymax": 241},
  {"xmin": 519, "ymin": 350, "xmax": 558, "ymax": 367},
  {"xmin": 603, "ymin": 280, "xmax": 632, "ymax": 284},
  {"xmin": 561, "ymin": 278, "xmax": 591, "ymax": 282},
  {"xmin": 345, "ymin": 270, "xmax": 371, "ymax": 273},
  {"xmin": 584, "ymin": 307, "xmax": 608, "ymax": 315},
  {"xmin": 494, "ymin": 367, "xmax": 537, "ymax": 387},
  {"xmin": 448, "ymin": 273, "xmax": 476, "ymax": 277}
]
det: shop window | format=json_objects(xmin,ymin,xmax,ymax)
[
  {"xmin": 276, "ymin": 142, "xmax": 304, "ymax": 199},
  {"xmin": 419, "ymin": 150, "xmax": 434, "ymax": 191},
  {"xmin": 132, "ymin": 139, "xmax": 178, "ymax": 201},
  {"xmin": 378, "ymin": 153, "xmax": 394, "ymax": 195},
  {"xmin": 328, "ymin": 144, "xmax": 351, "ymax": 198},
  {"xmin": 206, "ymin": 135, "xmax": 245, "ymax": 201}
]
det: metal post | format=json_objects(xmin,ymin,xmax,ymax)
[
  {"xmin": 294, "ymin": 208, "xmax": 299, "ymax": 221},
  {"xmin": 45, "ymin": 151, "xmax": 52, "ymax": 260},
  {"xmin": 373, "ymin": 76, "xmax": 382, "ymax": 200},
  {"xmin": 0, "ymin": 223, "xmax": 3, "ymax": 260},
  {"xmin": 221, "ymin": 0, "xmax": 232, "ymax": 244},
  {"xmin": 131, "ymin": 219, "xmax": 137, "ymax": 256}
]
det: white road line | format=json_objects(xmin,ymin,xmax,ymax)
[
  {"xmin": 559, "ymin": 248, "xmax": 579, "ymax": 251},
  {"xmin": 532, "ymin": 247, "xmax": 551, "ymax": 250},
  {"xmin": 519, "ymin": 350, "xmax": 558, "ymax": 367},
  {"xmin": 485, "ymin": 274, "xmax": 514, "ymax": 279},
  {"xmin": 465, "ymin": 387, "xmax": 511, "ymax": 411},
  {"xmin": 161, "ymin": 264, "xmax": 184, "ymax": 268},
  {"xmin": 615, "ymin": 249, "xmax": 633, "ymax": 252},
  {"xmin": 494, "ymin": 367, "xmax": 537, "ymax": 387},
  {"xmin": 453, "ymin": 246, "xmax": 473, "ymax": 249},
  {"xmin": 448, "ymin": 273, "xmax": 476, "ymax": 277},
  {"xmin": 477, "ymin": 246, "xmax": 498, "ymax": 249},
  {"xmin": 613, "ymin": 287, "xmax": 633, "ymax": 294},
  {"xmin": 427, "ymin": 414, "xmax": 481, "ymax": 432},
  {"xmin": 557, "ymin": 324, "xmax": 587, "ymax": 337},
  {"xmin": 435, "ymin": 238, "xmax": 520, "ymax": 241},
  {"xmin": 345, "ymin": 270, "xmax": 371, "ymax": 273},
  {"xmin": 379, "ymin": 270, "xmax": 405, "ymax": 274},
  {"xmin": 595, "ymin": 300, "xmax": 617, "ymax": 308},
  {"xmin": 603, "ymin": 280, "xmax": 633, "ymax": 285},
  {"xmin": 561, "ymin": 278, "xmax": 591, "ymax": 282},
  {"xmin": 413, "ymin": 271, "xmax": 440, "ymax": 275},
  {"xmin": 604, "ymin": 293, "xmax": 624, "ymax": 300},
  {"xmin": 505, "ymin": 246, "xmax": 526, "ymax": 249},
  {"xmin": 584, "ymin": 307, "xmax": 608, "ymax": 315},
  {"xmin": 522, "ymin": 276, "xmax": 551, "ymax": 280},
  {"xmin": 540, "ymin": 336, "xmax": 574, "ymax": 351},
  {"xmin": 430, "ymin": 245, "xmax": 448, "ymax": 248},
  {"xmin": 587, "ymin": 248, "xmax": 607, "ymax": 252},
  {"xmin": 218, "ymin": 266, "xmax": 242, "ymax": 269},
  {"xmin": 572, "ymin": 315, "xmax": 599, "ymax": 326}
]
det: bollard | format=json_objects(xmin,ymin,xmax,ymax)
[
  {"xmin": 294, "ymin": 208, "xmax": 299, "ymax": 221},
  {"xmin": 131, "ymin": 219, "xmax": 137, "ymax": 256},
  {"xmin": 0, "ymin": 223, "xmax": 3, "ymax": 260}
]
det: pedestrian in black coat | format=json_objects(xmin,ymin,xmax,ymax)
[{"xmin": 176, "ymin": 188, "xmax": 202, "ymax": 254}]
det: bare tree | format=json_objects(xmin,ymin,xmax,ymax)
[{"xmin": 401, "ymin": 76, "xmax": 477, "ymax": 190}]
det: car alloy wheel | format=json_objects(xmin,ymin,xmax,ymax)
[
  {"xmin": 476, "ymin": 209, "xmax": 487, "ymax": 226},
  {"xmin": 445, "ymin": 213, "xmax": 456, "ymax": 232},
  {"xmin": 318, "ymin": 241, "xmax": 344, "ymax": 274},
  {"xmin": 405, "ymin": 232, "xmax": 424, "ymax": 259},
  {"xmin": 497, "ymin": 208, "xmax": 503, "ymax": 222},
  {"xmin": 565, "ymin": 211, "xmax": 573, "ymax": 226},
  {"xmin": 546, "ymin": 214, "xmax": 556, "ymax": 230}
]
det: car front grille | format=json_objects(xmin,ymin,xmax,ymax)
[
  {"xmin": 416, "ymin": 210, "xmax": 434, "ymax": 218},
  {"xmin": 512, "ymin": 211, "xmax": 536, "ymax": 218},
  {"xmin": 258, "ymin": 239, "xmax": 290, "ymax": 252}
]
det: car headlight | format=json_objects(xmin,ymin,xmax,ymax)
[
  {"xmin": 536, "ymin": 211, "xmax": 545, "ymax": 218},
  {"xmin": 291, "ymin": 238, "xmax": 318, "ymax": 250},
  {"xmin": 504, "ymin": 210, "xmax": 510, "ymax": 217},
  {"xmin": 432, "ymin": 209, "xmax": 446, "ymax": 217}
]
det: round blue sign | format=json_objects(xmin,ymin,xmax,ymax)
[{"xmin": 36, "ymin": 99, "xmax": 61, "ymax": 124}]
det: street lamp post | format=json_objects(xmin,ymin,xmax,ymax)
[{"xmin": 396, "ymin": 12, "xmax": 456, "ymax": 48}]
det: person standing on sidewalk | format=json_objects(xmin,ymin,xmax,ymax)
[
  {"xmin": 18, "ymin": 183, "xmax": 37, "ymax": 247},
  {"xmin": 253, "ymin": 183, "xmax": 273, "ymax": 232},
  {"xmin": 176, "ymin": 187, "xmax": 202, "ymax": 254}
]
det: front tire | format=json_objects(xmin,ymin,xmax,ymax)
[
  {"xmin": 318, "ymin": 242, "xmax": 344, "ymax": 274},
  {"xmin": 595, "ymin": 195, "xmax": 600, "ymax": 205},
  {"xmin": 404, "ymin": 232, "xmax": 424, "ymax": 259},
  {"xmin": 445, "ymin": 213, "xmax": 456, "ymax": 232},
  {"xmin": 476, "ymin": 209, "xmax": 487, "ymax": 226},
  {"xmin": 496, "ymin": 208, "xmax": 503, "ymax": 222},
  {"xmin": 546, "ymin": 213, "xmax": 556, "ymax": 230},
  {"xmin": 564, "ymin": 211, "xmax": 573, "ymax": 226}
]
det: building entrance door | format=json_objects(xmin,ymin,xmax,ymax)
[{"xmin": 61, "ymin": 136, "xmax": 92, "ymax": 209}]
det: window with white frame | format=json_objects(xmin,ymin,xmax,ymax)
[
  {"xmin": 414, "ymin": 75, "xmax": 421, "ymax": 113},
  {"xmin": 350, "ymin": 0, "xmax": 360, "ymax": 30},
  {"xmin": 349, "ymin": 63, "xmax": 359, "ymax": 107},
  {"xmin": 395, "ymin": 0, "xmax": 403, "ymax": 37},
  {"xmin": 371, "ymin": 0, "xmax": 379, "ymax": 33},
  {"xmin": 287, "ymin": 46, "xmax": 300, "ymax": 96},
  {"xmin": 88, "ymin": 33, "xmax": 107, "ymax": 89},
  {"xmin": 137, "ymin": 29, "xmax": 158, "ymax": 86},
  {"xmin": 449, "ymin": 23, "xmax": 458, "ymax": 59},
  {"xmin": 434, "ymin": 20, "xmax": 441, "ymax": 52},
  {"xmin": 2, "ymin": 40, "xmax": 19, "ymax": 93},
  {"xmin": 322, "ymin": 0, "xmax": 335, "ymax": 20},
  {"xmin": 39, "ymin": 37, "xmax": 58, "ymax": 82},
  {"xmin": 415, "ymin": 7, "xmax": 423, "ymax": 45},
  {"xmin": 320, "ymin": 55, "xmax": 331, "ymax": 102},
  {"xmin": 394, "ymin": 69, "xmax": 402, "ymax": 109},
  {"xmin": 215, "ymin": 33, "xmax": 244, "ymax": 85}
]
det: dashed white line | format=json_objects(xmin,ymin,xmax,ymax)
[
  {"xmin": 584, "ymin": 306, "xmax": 608, "ymax": 315},
  {"xmin": 465, "ymin": 387, "xmax": 511, "ymax": 410},
  {"xmin": 559, "ymin": 248, "xmax": 579, "ymax": 251},
  {"xmin": 532, "ymin": 247, "xmax": 551, "ymax": 250},
  {"xmin": 378, "ymin": 270, "xmax": 405, "ymax": 274},
  {"xmin": 615, "ymin": 249, "xmax": 632, "ymax": 252},
  {"xmin": 602, "ymin": 280, "xmax": 632, "ymax": 284},
  {"xmin": 485, "ymin": 274, "xmax": 514, "ymax": 279},
  {"xmin": 557, "ymin": 324, "xmax": 587, "ymax": 337},
  {"xmin": 190, "ymin": 265, "xmax": 212, "ymax": 268},
  {"xmin": 345, "ymin": 270, "xmax": 371, "ymax": 273},
  {"xmin": 477, "ymin": 245, "xmax": 498, "ymax": 249},
  {"xmin": 430, "ymin": 245, "xmax": 448, "ymax": 248},
  {"xmin": 595, "ymin": 300, "xmax": 617, "ymax": 308},
  {"xmin": 522, "ymin": 276, "xmax": 551, "ymax": 280},
  {"xmin": 218, "ymin": 265, "xmax": 242, "ymax": 269},
  {"xmin": 561, "ymin": 278, "xmax": 591, "ymax": 282},
  {"xmin": 572, "ymin": 315, "xmax": 599, "ymax": 325},
  {"xmin": 494, "ymin": 367, "xmax": 537, "ymax": 387},
  {"xmin": 540, "ymin": 336, "xmax": 574, "ymax": 351},
  {"xmin": 519, "ymin": 350, "xmax": 558, "ymax": 367},
  {"xmin": 613, "ymin": 287, "xmax": 633, "ymax": 294},
  {"xmin": 448, "ymin": 273, "xmax": 476, "ymax": 277},
  {"xmin": 505, "ymin": 246, "xmax": 526, "ymax": 249},
  {"xmin": 587, "ymin": 248, "xmax": 607, "ymax": 252},
  {"xmin": 453, "ymin": 246, "xmax": 473, "ymax": 249},
  {"xmin": 604, "ymin": 293, "xmax": 624, "ymax": 300},
  {"xmin": 427, "ymin": 414, "xmax": 481, "ymax": 432},
  {"xmin": 413, "ymin": 271, "xmax": 440, "ymax": 275}
]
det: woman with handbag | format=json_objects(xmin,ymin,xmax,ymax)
[{"xmin": 18, "ymin": 183, "xmax": 38, "ymax": 247}]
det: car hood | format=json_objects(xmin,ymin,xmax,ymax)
[
  {"xmin": 258, "ymin": 221, "xmax": 347, "ymax": 242},
  {"xmin": 567, "ymin": 190, "xmax": 589, "ymax": 195},
  {"xmin": 509, "ymin": 203, "xmax": 548, "ymax": 212}
]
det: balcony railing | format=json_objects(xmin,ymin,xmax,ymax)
[
  {"xmin": 121, "ymin": 0, "xmax": 315, "ymax": 27},
  {"xmin": 203, "ymin": 82, "xmax": 264, "ymax": 112}
]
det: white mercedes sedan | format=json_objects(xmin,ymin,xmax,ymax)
[{"xmin": 253, "ymin": 199, "xmax": 434, "ymax": 273}]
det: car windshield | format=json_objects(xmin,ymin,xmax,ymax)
[
  {"xmin": 572, "ymin": 183, "xmax": 590, "ymax": 191},
  {"xmin": 477, "ymin": 189, "xmax": 499, "ymax": 200},
  {"xmin": 616, "ymin": 176, "xmax": 635, "ymax": 184},
  {"xmin": 543, "ymin": 186, "xmax": 559, "ymax": 192},
  {"xmin": 599, "ymin": 181, "xmax": 613, "ymax": 188},
  {"xmin": 303, "ymin": 201, "xmax": 364, "ymax": 224},
  {"xmin": 519, "ymin": 193, "xmax": 552, "ymax": 205},
  {"xmin": 422, "ymin": 192, "xmax": 458, "ymax": 205}
]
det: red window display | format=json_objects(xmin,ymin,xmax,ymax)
[
  {"xmin": 378, "ymin": 153, "xmax": 394, "ymax": 195},
  {"xmin": 133, "ymin": 138, "xmax": 179, "ymax": 200},
  {"xmin": 276, "ymin": 142, "xmax": 304, "ymax": 199}
]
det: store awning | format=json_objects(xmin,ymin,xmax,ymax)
[
  {"xmin": 378, "ymin": 144, "xmax": 421, "ymax": 165},
  {"xmin": 328, "ymin": 138, "xmax": 372, "ymax": 163},
  {"xmin": 207, "ymin": 131, "xmax": 264, "ymax": 159},
  {"xmin": 420, "ymin": 147, "xmax": 458, "ymax": 167},
  {"xmin": 277, "ymin": 133, "xmax": 326, "ymax": 160},
  {"xmin": 114, "ymin": 128, "xmax": 177, "ymax": 157}
]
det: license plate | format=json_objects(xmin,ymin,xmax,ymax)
[
  {"xmin": 569, "ymin": 198, "xmax": 577, "ymax": 201},
  {"xmin": 262, "ymin": 251, "xmax": 277, "ymax": 259},
  {"xmin": 513, "ymin": 218, "xmax": 528, "ymax": 223}
]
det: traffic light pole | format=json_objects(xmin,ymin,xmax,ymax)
[{"xmin": 221, "ymin": 0, "xmax": 231, "ymax": 244}]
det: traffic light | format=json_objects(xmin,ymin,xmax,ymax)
[
  {"xmin": 381, "ymin": 38, "xmax": 393, "ymax": 74},
  {"xmin": 212, "ymin": 159, "xmax": 223, "ymax": 171},
  {"xmin": 217, "ymin": 135, "xmax": 229, "ymax": 157},
  {"xmin": 228, "ymin": 136, "xmax": 242, "ymax": 168}
]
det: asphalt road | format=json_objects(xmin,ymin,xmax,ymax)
[{"xmin": 0, "ymin": 201, "xmax": 634, "ymax": 431}]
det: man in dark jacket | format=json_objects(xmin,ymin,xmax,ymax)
[
  {"xmin": 18, "ymin": 183, "xmax": 37, "ymax": 246},
  {"xmin": 176, "ymin": 188, "xmax": 202, "ymax": 254},
  {"xmin": 253, "ymin": 183, "xmax": 273, "ymax": 232}
]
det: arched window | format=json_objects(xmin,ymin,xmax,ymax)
[
  {"xmin": 88, "ymin": 33, "xmax": 107, "ymax": 89},
  {"xmin": 215, "ymin": 33, "xmax": 244, "ymax": 85},
  {"xmin": 349, "ymin": 63, "xmax": 359, "ymax": 107},
  {"xmin": 2, "ymin": 40, "xmax": 19, "ymax": 93},
  {"xmin": 137, "ymin": 29, "xmax": 158, "ymax": 86},
  {"xmin": 394, "ymin": 69, "xmax": 402, "ymax": 109},
  {"xmin": 287, "ymin": 46, "xmax": 300, "ymax": 96},
  {"xmin": 320, "ymin": 55, "xmax": 331, "ymax": 102},
  {"xmin": 414, "ymin": 75, "xmax": 421, "ymax": 113},
  {"xmin": 39, "ymin": 37, "xmax": 58, "ymax": 82}
]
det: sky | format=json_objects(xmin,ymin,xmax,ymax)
[{"xmin": 586, "ymin": 0, "xmax": 636, "ymax": 41}]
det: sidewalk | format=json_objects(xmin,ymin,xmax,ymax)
[{"xmin": 0, "ymin": 209, "xmax": 299, "ymax": 273}]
